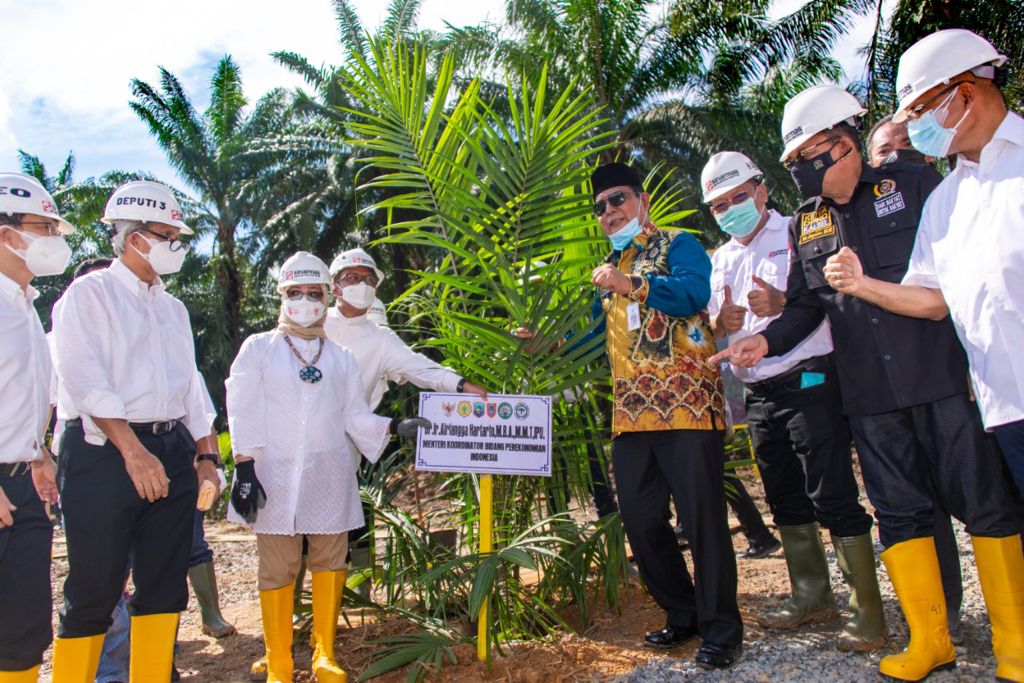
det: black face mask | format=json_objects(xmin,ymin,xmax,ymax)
[
  {"xmin": 883, "ymin": 147, "xmax": 928, "ymax": 166},
  {"xmin": 790, "ymin": 148, "xmax": 836, "ymax": 200}
]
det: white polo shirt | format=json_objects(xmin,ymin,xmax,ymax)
[
  {"xmin": 903, "ymin": 111, "xmax": 1024, "ymax": 429},
  {"xmin": 709, "ymin": 209, "xmax": 833, "ymax": 383}
]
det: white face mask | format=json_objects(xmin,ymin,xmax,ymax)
[
  {"xmin": 134, "ymin": 236, "xmax": 188, "ymax": 275},
  {"xmin": 2, "ymin": 226, "xmax": 72, "ymax": 276},
  {"xmin": 283, "ymin": 299, "xmax": 326, "ymax": 327},
  {"xmin": 340, "ymin": 282, "xmax": 376, "ymax": 310}
]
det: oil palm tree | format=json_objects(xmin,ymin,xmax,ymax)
[{"xmin": 130, "ymin": 55, "xmax": 293, "ymax": 353}]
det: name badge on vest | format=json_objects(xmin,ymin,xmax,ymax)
[
  {"xmin": 798, "ymin": 206, "xmax": 836, "ymax": 245},
  {"xmin": 627, "ymin": 302, "xmax": 641, "ymax": 331}
]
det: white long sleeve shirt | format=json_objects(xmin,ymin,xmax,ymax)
[
  {"xmin": 708, "ymin": 210, "xmax": 833, "ymax": 383},
  {"xmin": 323, "ymin": 308, "xmax": 461, "ymax": 410},
  {"xmin": 904, "ymin": 111, "xmax": 1024, "ymax": 429},
  {"xmin": 0, "ymin": 274, "xmax": 51, "ymax": 464},
  {"xmin": 51, "ymin": 260, "xmax": 211, "ymax": 445},
  {"xmin": 225, "ymin": 331, "xmax": 391, "ymax": 535}
]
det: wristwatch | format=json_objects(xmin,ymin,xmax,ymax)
[
  {"xmin": 196, "ymin": 453, "xmax": 220, "ymax": 467},
  {"xmin": 457, "ymin": 377, "xmax": 468, "ymax": 393}
]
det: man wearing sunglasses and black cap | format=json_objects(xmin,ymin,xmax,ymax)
[{"xmin": 588, "ymin": 161, "xmax": 742, "ymax": 669}]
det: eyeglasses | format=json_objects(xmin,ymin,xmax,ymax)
[
  {"xmin": 286, "ymin": 289, "xmax": 325, "ymax": 302},
  {"xmin": 336, "ymin": 272, "xmax": 379, "ymax": 287},
  {"xmin": 138, "ymin": 225, "xmax": 188, "ymax": 252},
  {"xmin": 19, "ymin": 220, "xmax": 61, "ymax": 236},
  {"xmin": 593, "ymin": 190, "xmax": 639, "ymax": 217},
  {"xmin": 783, "ymin": 136, "xmax": 841, "ymax": 170},
  {"xmin": 709, "ymin": 189, "xmax": 755, "ymax": 215},
  {"xmin": 903, "ymin": 82, "xmax": 964, "ymax": 121}
]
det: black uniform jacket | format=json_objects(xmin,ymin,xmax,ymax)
[{"xmin": 760, "ymin": 161, "xmax": 970, "ymax": 416}]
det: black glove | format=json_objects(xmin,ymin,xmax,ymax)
[
  {"xmin": 390, "ymin": 416, "xmax": 432, "ymax": 438},
  {"xmin": 230, "ymin": 460, "xmax": 266, "ymax": 524}
]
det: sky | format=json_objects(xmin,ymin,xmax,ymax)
[{"xmin": 0, "ymin": 0, "xmax": 880, "ymax": 190}]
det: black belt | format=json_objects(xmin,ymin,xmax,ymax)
[
  {"xmin": 0, "ymin": 462, "xmax": 32, "ymax": 477},
  {"xmin": 66, "ymin": 418, "xmax": 182, "ymax": 436},
  {"xmin": 746, "ymin": 354, "xmax": 833, "ymax": 397}
]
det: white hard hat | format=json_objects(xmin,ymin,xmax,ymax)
[
  {"xmin": 0, "ymin": 172, "xmax": 75, "ymax": 235},
  {"xmin": 278, "ymin": 251, "xmax": 330, "ymax": 291},
  {"xmin": 367, "ymin": 298, "xmax": 389, "ymax": 326},
  {"xmin": 102, "ymin": 180, "xmax": 193, "ymax": 235},
  {"xmin": 700, "ymin": 152, "xmax": 763, "ymax": 203},
  {"xmin": 329, "ymin": 247, "xmax": 385, "ymax": 283},
  {"xmin": 893, "ymin": 29, "xmax": 1008, "ymax": 123},
  {"xmin": 779, "ymin": 85, "xmax": 866, "ymax": 161},
  {"xmin": 518, "ymin": 260, "xmax": 548, "ymax": 285}
]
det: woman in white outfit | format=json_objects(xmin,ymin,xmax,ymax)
[{"xmin": 226, "ymin": 251, "xmax": 428, "ymax": 683}]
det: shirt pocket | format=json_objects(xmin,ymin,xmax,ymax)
[
  {"xmin": 797, "ymin": 234, "xmax": 839, "ymax": 290},
  {"xmin": 869, "ymin": 212, "xmax": 918, "ymax": 272}
]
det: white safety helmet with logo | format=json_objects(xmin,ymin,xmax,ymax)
[
  {"xmin": 329, "ymin": 247, "xmax": 385, "ymax": 283},
  {"xmin": 779, "ymin": 85, "xmax": 867, "ymax": 161},
  {"xmin": 892, "ymin": 29, "xmax": 1008, "ymax": 123},
  {"xmin": 102, "ymin": 180, "xmax": 193, "ymax": 234},
  {"xmin": 277, "ymin": 251, "xmax": 330, "ymax": 291},
  {"xmin": 367, "ymin": 298, "xmax": 389, "ymax": 326},
  {"xmin": 0, "ymin": 172, "xmax": 75, "ymax": 234},
  {"xmin": 701, "ymin": 152, "xmax": 763, "ymax": 203}
]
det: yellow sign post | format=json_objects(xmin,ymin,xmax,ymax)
[{"xmin": 477, "ymin": 473, "xmax": 494, "ymax": 661}]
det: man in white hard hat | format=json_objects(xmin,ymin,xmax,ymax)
[
  {"xmin": 824, "ymin": 28, "xmax": 1024, "ymax": 681},
  {"xmin": 0, "ymin": 172, "xmax": 72, "ymax": 681},
  {"xmin": 226, "ymin": 251, "xmax": 430, "ymax": 683},
  {"xmin": 711, "ymin": 83, "xmax": 1021, "ymax": 682},
  {"xmin": 49, "ymin": 180, "xmax": 219, "ymax": 680},
  {"xmin": 325, "ymin": 247, "xmax": 487, "ymax": 407},
  {"xmin": 702, "ymin": 152, "xmax": 883, "ymax": 651}
]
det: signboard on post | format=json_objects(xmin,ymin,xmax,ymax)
[{"xmin": 414, "ymin": 393, "xmax": 552, "ymax": 476}]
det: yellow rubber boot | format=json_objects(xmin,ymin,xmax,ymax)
[
  {"xmin": 311, "ymin": 570, "xmax": 348, "ymax": 683},
  {"xmin": 128, "ymin": 613, "xmax": 178, "ymax": 682},
  {"xmin": 259, "ymin": 584, "xmax": 294, "ymax": 683},
  {"xmin": 51, "ymin": 635, "xmax": 104, "ymax": 683},
  {"xmin": 972, "ymin": 535, "xmax": 1024, "ymax": 682},
  {"xmin": 0, "ymin": 665, "xmax": 40, "ymax": 682},
  {"xmin": 879, "ymin": 537, "xmax": 956, "ymax": 681}
]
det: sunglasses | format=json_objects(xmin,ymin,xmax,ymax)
[
  {"xmin": 593, "ymin": 190, "xmax": 639, "ymax": 217},
  {"xmin": 286, "ymin": 289, "xmax": 325, "ymax": 302},
  {"xmin": 709, "ymin": 190, "xmax": 755, "ymax": 215},
  {"xmin": 782, "ymin": 136, "xmax": 842, "ymax": 170}
]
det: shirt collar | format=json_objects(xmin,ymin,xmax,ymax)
[
  {"xmin": 954, "ymin": 111, "xmax": 1024, "ymax": 174},
  {"xmin": 0, "ymin": 271, "xmax": 38, "ymax": 306},
  {"xmin": 327, "ymin": 306, "xmax": 371, "ymax": 326},
  {"xmin": 109, "ymin": 259, "xmax": 165, "ymax": 298}
]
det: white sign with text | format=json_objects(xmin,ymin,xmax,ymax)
[{"xmin": 414, "ymin": 393, "xmax": 552, "ymax": 476}]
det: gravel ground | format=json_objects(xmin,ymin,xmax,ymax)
[{"xmin": 621, "ymin": 521, "xmax": 999, "ymax": 682}]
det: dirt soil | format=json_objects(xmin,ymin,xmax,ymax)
[{"xmin": 40, "ymin": 469, "xmax": 797, "ymax": 682}]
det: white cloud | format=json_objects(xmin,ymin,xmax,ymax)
[{"xmin": 0, "ymin": 0, "xmax": 503, "ymax": 183}]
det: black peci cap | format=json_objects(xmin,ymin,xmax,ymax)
[{"xmin": 590, "ymin": 162, "xmax": 644, "ymax": 198}]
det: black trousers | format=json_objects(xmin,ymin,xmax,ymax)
[
  {"xmin": 675, "ymin": 476, "xmax": 774, "ymax": 546},
  {"xmin": 612, "ymin": 429, "xmax": 742, "ymax": 647},
  {"xmin": 744, "ymin": 355, "xmax": 873, "ymax": 538},
  {"xmin": 0, "ymin": 470, "xmax": 52, "ymax": 671},
  {"xmin": 850, "ymin": 393, "xmax": 1019, "ymax": 550},
  {"xmin": 57, "ymin": 422, "xmax": 198, "ymax": 638}
]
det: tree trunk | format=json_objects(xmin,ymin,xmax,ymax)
[{"xmin": 216, "ymin": 218, "xmax": 245, "ymax": 352}]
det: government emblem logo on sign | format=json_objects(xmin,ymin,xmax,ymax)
[
  {"xmin": 514, "ymin": 402, "xmax": 529, "ymax": 420},
  {"xmin": 457, "ymin": 401, "xmax": 472, "ymax": 417},
  {"xmin": 486, "ymin": 403, "xmax": 497, "ymax": 418},
  {"xmin": 473, "ymin": 402, "xmax": 486, "ymax": 418},
  {"xmin": 498, "ymin": 402, "xmax": 513, "ymax": 419}
]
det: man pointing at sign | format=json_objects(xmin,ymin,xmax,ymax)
[{"xmin": 586, "ymin": 162, "xmax": 743, "ymax": 669}]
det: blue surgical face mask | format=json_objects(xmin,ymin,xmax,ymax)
[
  {"xmin": 608, "ymin": 216, "xmax": 643, "ymax": 251},
  {"xmin": 907, "ymin": 87, "xmax": 969, "ymax": 158},
  {"xmin": 715, "ymin": 198, "xmax": 763, "ymax": 239}
]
